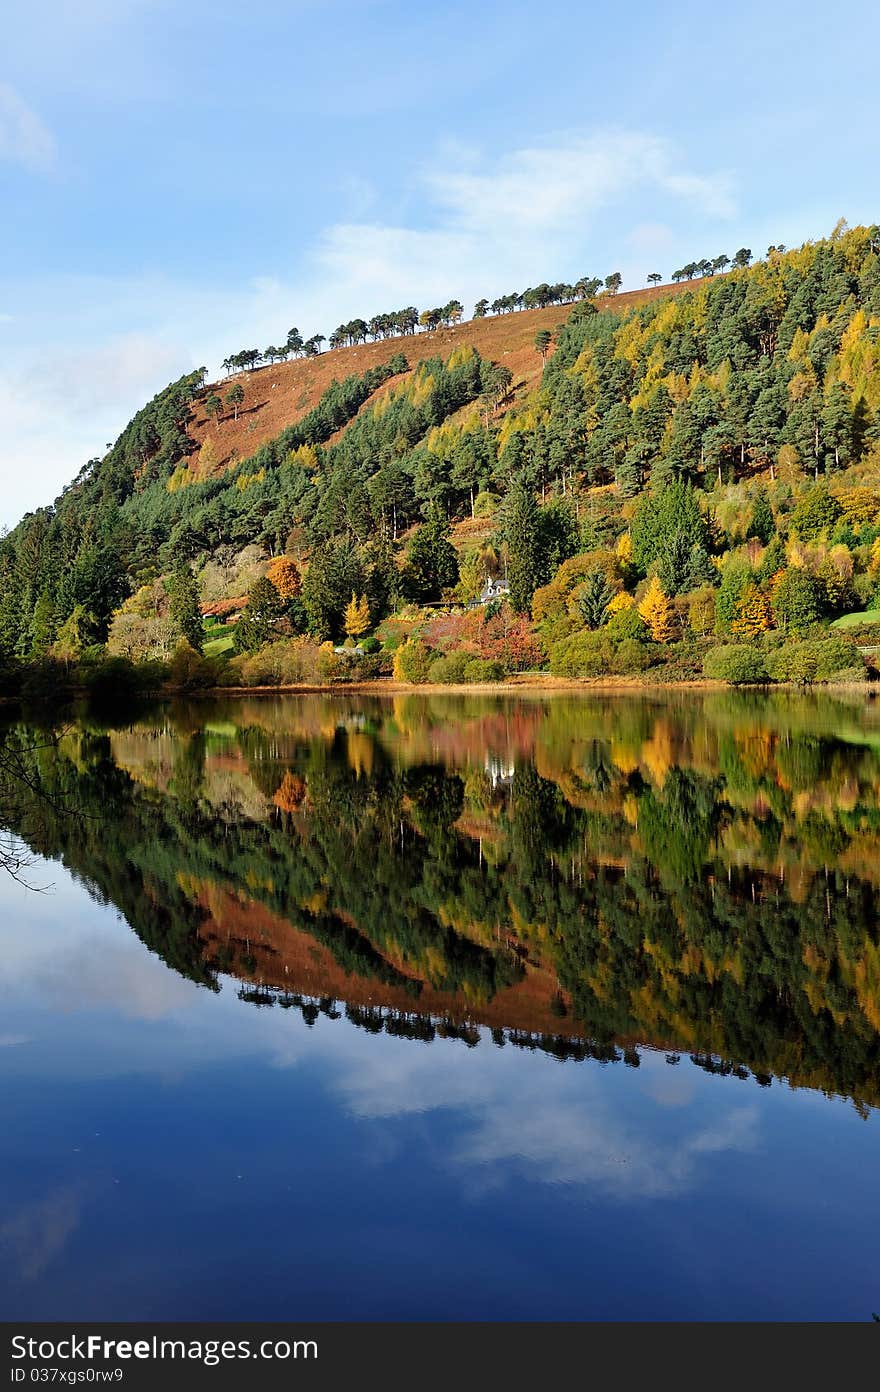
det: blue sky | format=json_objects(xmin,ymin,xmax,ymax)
[{"xmin": 1, "ymin": 0, "xmax": 878, "ymax": 526}]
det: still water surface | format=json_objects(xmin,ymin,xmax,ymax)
[{"xmin": 1, "ymin": 691, "xmax": 879, "ymax": 1319}]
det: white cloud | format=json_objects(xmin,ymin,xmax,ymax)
[
  {"xmin": 0, "ymin": 83, "xmax": 55, "ymax": 172},
  {"xmin": 425, "ymin": 131, "xmax": 735, "ymax": 235}
]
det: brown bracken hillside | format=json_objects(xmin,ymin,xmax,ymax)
[{"xmin": 187, "ymin": 280, "xmax": 688, "ymax": 476}]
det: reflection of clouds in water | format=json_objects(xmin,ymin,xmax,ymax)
[
  {"xmin": 0, "ymin": 870, "xmax": 197, "ymax": 1021},
  {"xmin": 314, "ymin": 1040, "xmax": 760, "ymax": 1199},
  {"xmin": 24, "ymin": 935, "xmax": 196, "ymax": 1020},
  {"xmin": 455, "ymin": 1094, "xmax": 759, "ymax": 1198},
  {"xmin": 3, "ymin": 856, "xmax": 762, "ymax": 1203},
  {"xmin": 0, "ymin": 1188, "xmax": 81, "ymax": 1282}
]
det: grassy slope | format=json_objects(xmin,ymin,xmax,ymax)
[
  {"xmin": 831, "ymin": 610, "xmax": 880, "ymax": 629},
  {"xmin": 187, "ymin": 280, "xmax": 689, "ymax": 476}
]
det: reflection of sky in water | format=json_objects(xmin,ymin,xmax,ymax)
[{"xmin": 1, "ymin": 858, "xmax": 879, "ymax": 1321}]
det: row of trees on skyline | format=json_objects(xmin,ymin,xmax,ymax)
[
  {"xmin": 216, "ymin": 243, "xmax": 794, "ymax": 382},
  {"xmin": 218, "ymin": 275, "xmax": 621, "ymax": 376}
]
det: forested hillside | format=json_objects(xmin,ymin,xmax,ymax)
[{"xmin": 3, "ymin": 221, "xmax": 880, "ymax": 692}]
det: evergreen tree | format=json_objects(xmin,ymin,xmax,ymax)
[
  {"xmin": 504, "ymin": 479, "xmax": 544, "ymax": 615},
  {"xmin": 233, "ymin": 576, "xmax": 283, "ymax": 653},
  {"xmin": 167, "ymin": 563, "xmax": 203, "ymax": 652},
  {"xmin": 747, "ymin": 488, "xmax": 775, "ymax": 544},
  {"xmin": 404, "ymin": 506, "xmax": 459, "ymax": 602},
  {"xmin": 225, "ymin": 383, "xmax": 245, "ymax": 421},
  {"xmin": 575, "ymin": 570, "xmax": 616, "ymax": 629}
]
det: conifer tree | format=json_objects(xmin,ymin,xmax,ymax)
[
  {"xmin": 344, "ymin": 593, "xmax": 371, "ymax": 638},
  {"xmin": 225, "ymin": 383, "xmax": 245, "ymax": 421},
  {"xmin": 233, "ymin": 576, "xmax": 283, "ymax": 653},
  {"xmin": 167, "ymin": 563, "xmax": 204, "ymax": 652},
  {"xmin": 638, "ymin": 577, "xmax": 677, "ymax": 641},
  {"xmin": 404, "ymin": 506, "xmax": 459, "ymax": 602},
  {"xmin": 504, "ymin": 479, "xmax": 544, "ymax": 614}
]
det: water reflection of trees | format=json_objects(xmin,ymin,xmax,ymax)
[{"xmin": 3, "ymin": 692, "xmax": 880, "ymax": 1112}]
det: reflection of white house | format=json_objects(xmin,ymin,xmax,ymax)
[
  {"xmin": 477, "ymin": 577, "xmax": 510, "ymax": 605},
  {"xmin": 485, "ymin": 753, "xmax": 515, "ymax": 788}
]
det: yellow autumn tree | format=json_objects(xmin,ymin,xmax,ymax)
[
  {"xmin": 637, "ymin": 577, "xmax": 676, "ymax": 642},
  {"xmin": 731, "ymin": 583, "xmax": 772, "ymax": 638},
  {"xmin": 273, "ymin": 771, "xmax": 306, "ymax": 813},
  {"xmin": 266, "ymin": 556, "xmax": 302, "ymax": 599},
  {"xmin": 606, "ymin": 591, "xmax": 635, "ymax": 617},
  {"xmin": 344, "ymin": 592, "xmax": 371, "ymax": 638}
]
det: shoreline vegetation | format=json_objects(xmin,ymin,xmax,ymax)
[{"xmin": 3, "ymin": 665, "xmax": 878, "ymax": 710}]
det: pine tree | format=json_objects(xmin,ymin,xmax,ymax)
[
  {"xmin": 344, "ymin": 592, "xmax": 371, "ymax": 638},
  {"xmin": 404, "ymin": 505, "xmax": 459, "ymax": 602},
  {"xmin": 225, "ymin": 383, "xmax": 245, "ymax": 421},
  {"xmin": 504, "ymin": 479, "xmax": 544, "ymax": 614},
  {"xmin": 167, "ymin": 564, "xmax": 204, "ymax": 652},
  {"xmin": 638, "ymin": 577, "xmax": 677, "ymax": 642},
  {"xmin": 747, "ymin": 488, "xmax": 775, "ymax": 544},
  {"xmin": 233, "ymin": 576, "xmax": 283, "ymax": 653}
]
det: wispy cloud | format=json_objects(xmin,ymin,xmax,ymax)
[
  {"xmin": 425, "ymin": 130, "xmax": 736, "ymax": 235},
  {"xmin": 0, "ymin": 83, "xmax": 55, "ymax": 172}
]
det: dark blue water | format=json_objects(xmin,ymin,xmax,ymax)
[{"xmin": 2, "ymin": 862, "xmax": 878, "ymax": 1321}]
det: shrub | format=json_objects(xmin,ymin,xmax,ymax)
[
  {"xmin": 549, "ymin": 632, "xmax": 611, "ymax": 678},
  {"xmin": 610, "ymin": 639, "xmax": 652, "ymax": 674},
  {"xmin": 228, "ymin": 637, "xmax": 324, "ymax": 686},
  {"xmin": 702, "ymin": 645, "xmax": 768, "ymax": 684},
  {"xmin": 393, "ymin": 639, "xmax": 433, "ymax": 684},
  {"xmin": 168, "ymin": 641, "xmax": 220, "ymax": 689},
  {"xmin": 605, "ymin": 606, "xmax": 649, "ymax": 644},
  {"xmin": 473, "ymin": 490, "xmax": 499, "ymax": 517},
  {"xmin": 427, "ymin": 651, "xmax": 471, "ymax": 684},
  {"xmin": 358, "ymin": 635, "xmax": 381, "ymax": 653},
  {"xmin": 764, "ymin": 638, "xmax": 865, "ymax": 684},
  {"xmin": 463, "ymin": 658, "xmax": 505, "ymax": 682}
]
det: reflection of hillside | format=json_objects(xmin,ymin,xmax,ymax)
[
  {"xmin": 192, "ymin": 882, "xmax": 579, "ymax": 1042},
  {"xmin": 4, "ymin": 689, "xmax": 880, "ymax": 1113}
]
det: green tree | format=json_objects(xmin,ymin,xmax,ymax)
[
  {"xmin": 631, "ymin": 481, "xmax": 707, "ymax": 573},
  {"xmin": 772, "ymin": 567, "xmax": 822, "ymax": 632},
  {"xmin": 167, "ymin": 563, "xmax": 203, "ymax": 652},
  {"xmin": 574, "ymin": 569, "xmax": 616, "ymax": 629},
  {"xmin": 790, "ymin": 486, "xmax": 841, "ymax": 541},
  {"xmin": 204, "ymin": 393, "xmax": 223, "ymax": 429},
  {"xmin": 534, "ymin": 329, "xmax": 552, "ymax": 365},
  {"xmin": 225, "ymin": 383, "xmax": 245, "ymax": 421},
  {"xmin": 404, "ymin": 506, "xmax": 459, "ymax": 602},
  {"xmin": 504, "ymin": 479, "xmax": 544, "ymax": 614},
  {"xmin": 233, "ymin": 576, "xmax": 283, "ymax": 653},
  {"xmin": 747, "ymin": 487, "xmax": 775, "ymax": 544},
  {"xmin": 29, "ymin": 589, "xmax": 57, "ymax": 657}
]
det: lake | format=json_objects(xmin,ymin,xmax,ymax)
[{"xmin": 1, "ymin": 689, "xmax": 879, "ymax": 1321}]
